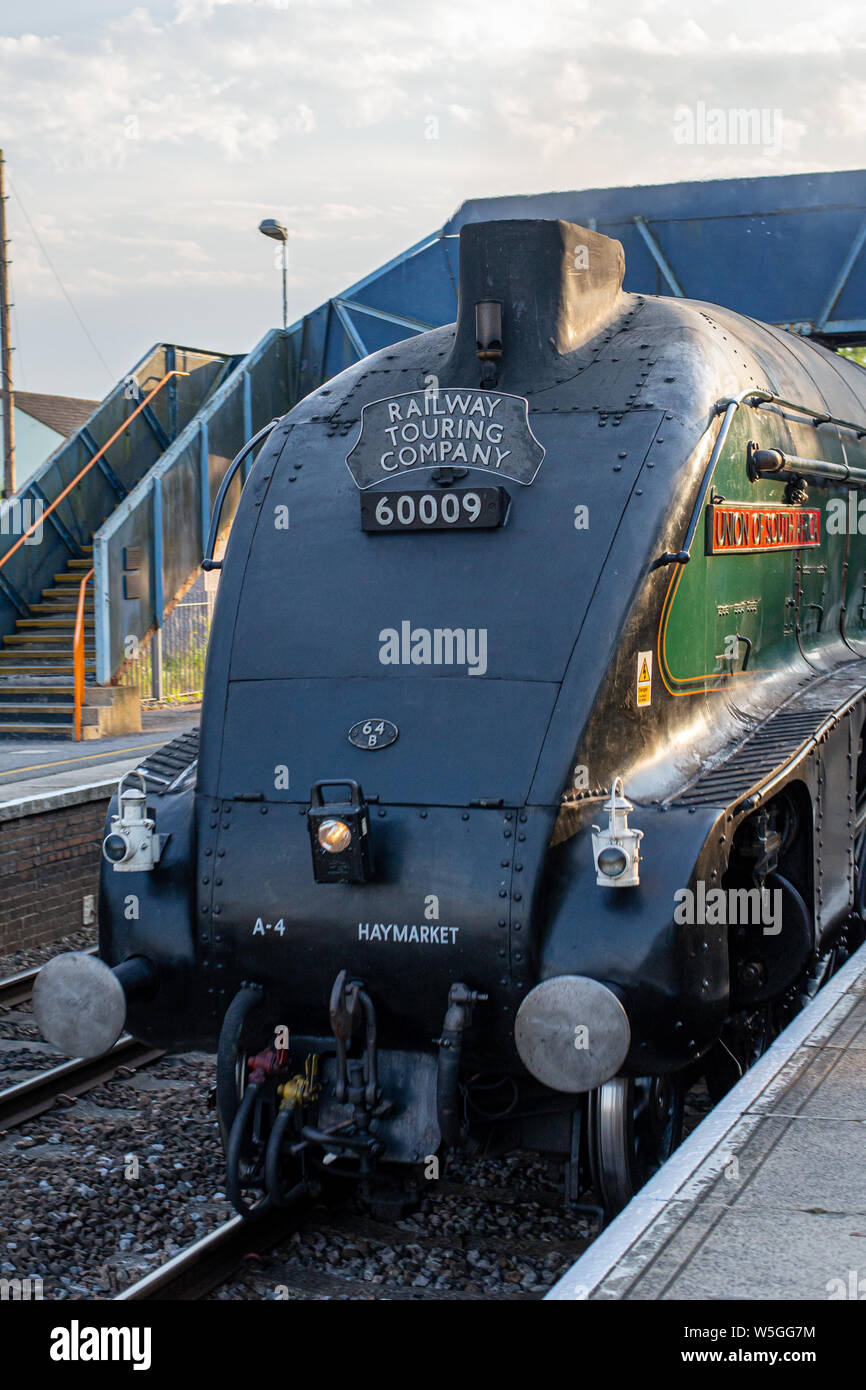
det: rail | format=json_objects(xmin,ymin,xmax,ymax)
[
  {"xmin": 0, "ymin": 369, "xmax": 189, "ymax": 575},
  {"xmin": 73, "ymin": 567, "xmax": 95, "ymax": 740},
  {"xmin": 115, "ymin": 1205, "xmax": 305, "ymax": 1301},
  {"xmin": 0, "ymin": 947, "xmax": 97, "ymax": 1009},
  {"xmin": 0, "ymin": 1036, "xmax": 163, "ymax": 1131}
]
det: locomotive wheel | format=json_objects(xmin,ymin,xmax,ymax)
[{"xmin": 588, "ymin": 1073, "xmax": 684, "ymax": 1216}]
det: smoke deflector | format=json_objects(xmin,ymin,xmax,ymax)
[{"xmin": 443, "ymin": 218, "xmax": 626, "ymax": 387}]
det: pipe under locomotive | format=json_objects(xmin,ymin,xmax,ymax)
[{"xmin": 35, "ymin": 218, "xmax": 866, "ymax": 1215}]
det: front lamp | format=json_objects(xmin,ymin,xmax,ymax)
[
  {"xmin": 103, "ymin": 832, "xmax": 129, "ymax": 864},
  {"xmin": 318, "ymin": 819, "xmax": 352, "ymax": 853},
  {"xmin": 308, "ymin": 781, "xmax": 373, "ymax": 884},
  {"xmin": 591, "ymin": 777, "xmax": 643, "ymax": 889},
  {"xmin": 597, "ymin": 845, "xmax": 628, "ymax": 879}
]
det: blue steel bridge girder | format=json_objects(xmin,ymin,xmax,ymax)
[
  {"xmin": 79, "ymin": 426, "xmax": 128, "ymax": 503},
  {"xmin": 815, "ymin": 215, "xmax": 866, "ymax": 335},
  {"xmin": 282, "ymin": 172, "xmax": 866, "ymax": 390},
  {"xmin": 330, "ymin": 297, "xmax": 368, "ymax": 359},
  {"xmin": 632, "ymin": 215, "xmax": 685, "ymax": 298},
  {"xmin": 286, "ymin": 229, "xmax": 459, "ymax": 394}
]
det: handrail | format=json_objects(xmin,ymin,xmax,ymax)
[
  {"xmin": 751, "ymin": 391, "xmax": 866, "ymax": 440},
  {"xmin": 201, "ymin": 417, "xmax": 280, "ymax": 571},
  {"xmin": 73, "ymin": 567, "xmax": 94, "ymax": 742},
  {"xmin": 0, "ymin": 369, "xmax": 189, "ymax": 574},
  {"xmin": 654, "ymin": 389, "xmax": 771, "ymax": 568},
  {"xmin": 655, "ymin": 387, "xmax": 866, "ymax": 570}
]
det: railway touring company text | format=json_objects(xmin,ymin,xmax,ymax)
[
  {"xmin": 380, "ymin": 392, "xmax": 510, "ymax": 472},
  {"xmin": 346, "ymin": 389, "xmax": 545, "ymax": 488}
]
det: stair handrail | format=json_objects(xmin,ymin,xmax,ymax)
[
  {"xmin": 0, "ymin": 370, "xmax": 189, "ymax": 574},
  {"xmin": 73, "ymin": 568, "xmax": 94, "ymax": 742}
]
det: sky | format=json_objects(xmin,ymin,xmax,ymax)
[{"xmin": 0, "ymin": 0, "xmax": 864, "ymax": 400}]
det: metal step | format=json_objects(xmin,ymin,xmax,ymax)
[
  {"xmin": 3, "ymin": 634, "xmax": 94, "ymax": 646},
  {"xmin": 0, "ymin": 648, "xmax": 94, "ymax": 660},
  {"xmin": 137, "ymin": 728, "xmax": 200, "ymax": 790},
  {"xmin": 17, "ymin": 618, "xmax": 94, "ymax": 630},
  {"xmin": 0, "ymin": 662, "xmax": 95, "ymax": 673},
  {"xmin": 0, "ymin": 722, "xmax": 74, "ymax": 735},
  {"xmin": 41, "ymin": 588, "xmax": 96, "ymax": 602},
  {"xmin": 0, "ymin": 684, "xmax": 76, "ymax": 696},
  {"xmin": 32, "ymin": 601, "xmax": 94, "ymax": 615},
  {"xmin": 0, "ymin": 704, "xmax": 75, "ymax": 718}
]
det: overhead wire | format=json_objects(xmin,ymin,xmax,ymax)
[{"xmin": 8, "ymin": 176, "xmax": 116, "ymax": 384}]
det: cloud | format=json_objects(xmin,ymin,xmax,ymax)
[{"xmin": 1, "ymin": 0, "xmax": 864, "ymax": 396}]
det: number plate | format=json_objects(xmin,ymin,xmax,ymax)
[{"xmin": 360, "ymin": 487, "xmax": 508, "ymax": 532}]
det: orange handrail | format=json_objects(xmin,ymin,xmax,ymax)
[
  {"xmin": 0, "ymin": 369, "xmax": 189, "ymax": 573},
  {"xmin": 73, "ymin": 568, "xmax": 94, "ymax": 741}
]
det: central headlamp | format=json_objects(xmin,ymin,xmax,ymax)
[
  {"xmin": 318, "ymin": 819, "xmax": 353, "ymax": 853},
  {"xmin": 308, "ymin": 781, "xmax": 373, "ymax": 884}
]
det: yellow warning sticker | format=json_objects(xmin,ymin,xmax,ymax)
[{"xmin": 636, "ymin": 650, "xmax": 652, "ymax": 707}]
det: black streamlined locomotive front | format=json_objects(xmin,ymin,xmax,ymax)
[{"xmin": 36, "ymin": 215, "xmax": 865, "ymax": 1216}]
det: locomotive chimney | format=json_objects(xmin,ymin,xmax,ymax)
[{"xmin": 443, "ymin": 218, "xmax": 625, "ymax": 386}]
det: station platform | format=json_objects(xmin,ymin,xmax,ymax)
[
  {"xmin": 0, "ymin": 708, "xmax": 201, "ymax": 956},
  {"xmin": 547, "ymin": 943, "xmax": 866, "ymax": 1301},
  {"xmin": 0, "ymin": 707, "xmax": 200, "ymax": 809}
]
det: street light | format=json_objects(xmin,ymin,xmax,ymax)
[{"xmin": 259, "ymin": 218, "xmax": 288, "ymax": 330}]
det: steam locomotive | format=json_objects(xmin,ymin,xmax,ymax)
[{"xmin": 35, "ymin": 217, "xmax": 866, "ymax": 1217}]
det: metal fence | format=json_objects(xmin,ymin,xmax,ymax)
[{"xmin": 119, "ymin": 573, "xmax": 215, "ymax": 704}]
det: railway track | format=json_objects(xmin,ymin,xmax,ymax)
[
  {"xmin": 0, "ymin": 1035, "xmax": 164, "ymax": 1130},
  {"xmin": 0, "ymin": 947, "xmax": 97, "ymax": 1011},
  {"xmin": 116, "ymin": 1179, "xmax": 596, "ymax": 1302},
  {"xmin": 0, "ymin": 953, "xmax": 163, "ymax": 1130},
  {"xmin": 0, "ymin": 950, "xmax": 737, "ymax": 1301},
  {"xmin": 115, "ymin": 1207, "xmax": 306, "ymax": 1301},
  {"xmin": 0, "ymin": 958, "xmax": 634, "ymax": 1303}
]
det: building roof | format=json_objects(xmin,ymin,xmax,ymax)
[{"xmin": 14, "ymin": 391, "xmax": 98, "ymax": 438}]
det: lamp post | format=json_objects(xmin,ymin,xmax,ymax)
[
  {"xmin": 258, "ymin": 218, "xmax": 288, "ymax": 330},
  {"xmin": 0, "ymin": 150, "xmax": 15, "ymax": 498}
]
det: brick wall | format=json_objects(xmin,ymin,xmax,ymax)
[{"xmin": 0, "ymin": 793, "xmax": 111, "ymax": 954}]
